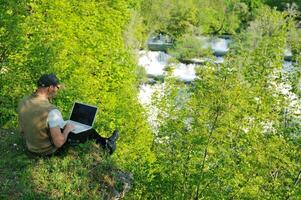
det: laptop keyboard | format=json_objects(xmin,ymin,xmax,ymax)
[
  {"xmin": 72, "ymin": 123, "xmax": 83, "ymax": 129},
  {"xmin": 70, "ymin": 122, "xmax": 92, "ymax": 134}
]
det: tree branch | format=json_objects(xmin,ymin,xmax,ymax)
[{"xmin": 194, "ymin": 106, "xmax": 221, "ymax": 200}]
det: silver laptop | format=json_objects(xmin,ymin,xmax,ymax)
[{"xmin": 64, "ymin": 102, "xmax": 98, "ymax": 134}]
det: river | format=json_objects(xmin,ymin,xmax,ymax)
[{"xmin": 137, "ymin": 37, "xmax": 299, "ymax": 131}]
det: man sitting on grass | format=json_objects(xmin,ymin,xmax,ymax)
[{"xmin": 18, "ymin": 73, "xmax": 118, "ymax": 156}]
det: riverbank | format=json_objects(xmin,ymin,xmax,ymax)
[{"xmin": 0, "ymin": 129, "xmax": 132, "ymax": 199}]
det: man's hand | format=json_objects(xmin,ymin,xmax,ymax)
[
  {"xmin": 50, "ymin": 123, "xmax": 75, "ymax": 148},
  {"xmin": 64, "ymin": 123, "xmax": 75, "ymax": 134}
]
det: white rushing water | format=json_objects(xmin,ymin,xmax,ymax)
[
  {"xmin": 172, "ymin": 63, "xmax": 198, "ymax": 82},
  {"xmin": 283, "ymin": 61, "xmax": 294, "ymax": 73},
  {"xmin": 137, "ymin": 38, "xmax": 299, "ymax": 133},
  {"xmin": 138, "ymin": 50, "xmax": 202, "ymax": 82},
  {"xmin": 137, "ymin": 38, "xmax": 230, "ymax": 129},
  {"xmin": 138, "ymin": 50, "xmax": 170, "ymax": 77},
  {"xmin": 138, "ymin": 83, "xmax": 165, "ymax": 130},
  {"xmin": 198, "ymin": 36, "xmax": 231, "ymax": 56},
  {"xmin": 210, "ymin": 38, "xmax": 230, "ymax": 54},
  {"xmin": 138, "ymin": 50, "xmax": 198, "ymax": 129},
  {"xmin": 284, "ymin": 48, "xmax": 293, "ymax": 58}
]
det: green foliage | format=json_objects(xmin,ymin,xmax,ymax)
[
  {"xmin": 139, "ymin": 0, "xmax": 255, "ymax": 38},
  {"xmin": 0, "ymin": 0, "xmax": 153, "ymax": 149},
  {"xmin": 134, "ymin": 5, "xmax": 301, "ymax": 199},
  {"xmin": 0, "ymin": 1, "xmax": 154, "ymax": 198},
  {"xmin": 1, "ymin": 0, "xmax": 301, "ymax": 199},
  {"xmin": 196, "ymin": 0, "xmax": 249, "ymax": 34},
  {"xmin": 265, "ymin": 0, "xmax": 301, "ymax": 12},
  {"xmin": 286, "ymin": 7, "xmax": 301, "ymax": 96},
  {"xmin": 123, "ymin": 10, "xmax": 147, "ymax": 49},
  {"xmin": 138, "ymin": 0, "xmax": 300, "ymax": 40},
  {"xmin": 1, "ymin": 0, "xmax": 139, "ymax": 130},
  {"xmin": 241, "ymin": 0, "xmax": 266, "ymax": 11},
  {"xmin": 139, "ymin": 0, "xmax": 201, "ymax": 37},
  {"xmin": 168, "ymin": 34, "xmax": 212, "ymax": 60},
  {"xmin": 165, "ymin": 1, "xmax": 199, "ymax": 37}
]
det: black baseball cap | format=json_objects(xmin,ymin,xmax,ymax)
[{"xmin": 37, "ymin": 73, "xmax": 60, "ymax": 87}]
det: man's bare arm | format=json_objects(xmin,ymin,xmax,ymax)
[{"xmin": 50, "ymin": 123, "xmax": 74, "ymax": 148}]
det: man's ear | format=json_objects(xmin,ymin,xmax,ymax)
[{"xmin": 48, "ymin": 85, "xmax": 54, "ymax": 91}]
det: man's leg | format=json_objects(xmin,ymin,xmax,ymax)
[{"xmin": 67, "ymin": 128, "xmax": 119, "ymax": 154}]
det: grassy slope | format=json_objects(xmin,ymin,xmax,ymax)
[{"xmin": 0, "ymin": 129, "xmax": 127, "ymax": 199}]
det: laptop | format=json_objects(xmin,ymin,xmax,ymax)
[{"xmin": 63, "ymin": 102, "xmax": 98, "ymax": 134}]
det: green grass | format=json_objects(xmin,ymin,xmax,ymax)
[{"xmin": 0, "ymin": 129, "xmax": 124, "ymax": 200}]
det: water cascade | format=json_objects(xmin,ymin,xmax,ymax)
[{"xmin": 137, "ymin": 37, "xmax": 299, "ymax": 132}]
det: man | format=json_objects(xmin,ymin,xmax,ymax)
[{"xmin": 18, "ymin": 73, "xmax": 118, "ymax": 156}]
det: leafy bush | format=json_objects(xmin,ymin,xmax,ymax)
[
  {"xmin": 0, "ymin": 1, "xmax": 154, "ymax": 198},
  {"xmin": 168, "ymin": 34, "xmax": 212, "ymax": 60}
]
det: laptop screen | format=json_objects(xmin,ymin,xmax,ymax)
[{"xmin": 70, "ymin": 102, "xmax": 97, "ymax": 126}]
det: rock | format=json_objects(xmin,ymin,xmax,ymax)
[
  {"xmin": 100, "ymin": 170, "xmax": 133, "ymax": 200},
  {"xmin": 116, "ymin": 171, "xmax": 133, "ymax": 199}
]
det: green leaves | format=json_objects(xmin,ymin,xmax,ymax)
[
  {"xmin": 138, "ymin": 4, "xmax": 301, "ymax": 199},
  {"xmin": 168, "ymin": 34, "xmax": 212, "ymax": 60},
  {"xmin": 1, "ymin": 0, "xmax": 301, "ymax": 199}
]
